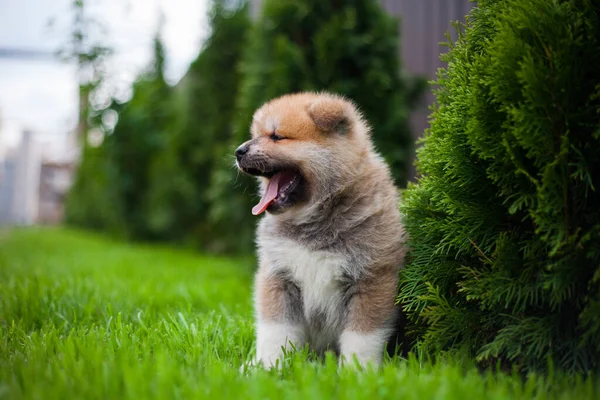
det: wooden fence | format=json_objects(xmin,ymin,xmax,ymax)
[{"xmin": 381, "ymin": 0, "xmax": 474, "ymax": 138}]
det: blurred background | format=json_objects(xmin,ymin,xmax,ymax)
[{"xmin": 0, "ymin": 0, "xmax": 472, "ymax": 254}]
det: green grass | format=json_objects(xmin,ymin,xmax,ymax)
[{"xmin": 0, "ymin": 228, "xmax": 597, "ymax": 399}]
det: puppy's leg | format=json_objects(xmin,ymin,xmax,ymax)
[
  {"xmin": 340, "ymin": 267, "xmax": 398, "ymax": 367},
  {"xmin": 255, "ymin": 268, "xmax": 305, "ymax": 368}
]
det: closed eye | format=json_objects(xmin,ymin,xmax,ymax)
[{"xmin": 269, "ymin": 132, "xmax": 285, "ymax": 141}]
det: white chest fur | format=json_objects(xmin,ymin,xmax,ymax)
[{"xmin": 261, "ymin": 238, "xmax": 348, "ymax": 349}]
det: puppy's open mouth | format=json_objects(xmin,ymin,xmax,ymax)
[{"xmin": 251, "ymin": 170, "xmax": 303, "ymax": 215}]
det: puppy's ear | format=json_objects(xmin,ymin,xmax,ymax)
[{"xmin": 307, "ymin": 96, "xmax": 351, "ymax": 134}]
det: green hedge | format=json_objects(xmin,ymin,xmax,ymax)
[
  {"xmin": 399, "ymin": 0, "xmax": 600, "ymax": 373},
  {"xmin": 146, "ymin": 2, "xmax": 250, "ymax": 251}
]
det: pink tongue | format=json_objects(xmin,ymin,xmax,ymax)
[{"xmin": 252, "ymin": 172, "xmax": 284, "ymax": 216}]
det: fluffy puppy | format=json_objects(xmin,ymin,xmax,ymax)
[{"xmin": 235, "ymin": 92, "xmax": 407, "ymax": 368}]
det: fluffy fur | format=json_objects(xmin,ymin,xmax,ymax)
[{"xmin": 235, "ymin": 92, "xmax": 407, "ymax": 368}]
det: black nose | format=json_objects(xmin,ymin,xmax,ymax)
[{"xmin": 235, "ymin": 144, "xmax": 249, "ymax": 161}]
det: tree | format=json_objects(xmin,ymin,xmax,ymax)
[
  {"xmin": 55, "ymin": 0, "xmax": 112, "ymax": 145},
  {"xmin": 105, "ymin": 33, "xmax": 173, "ymax": 239},
  {"xmin": 62, "ymin": 0, "xmax": 118, "ymax": 231},
  {"xmin": 398, "ymin": 0, "xmax": 600, "ymax": 373},
  {"xmin": 65, "ymin": 144, "xmax": 125, "ymax": 234},
  {"xmin": 67, "ymin": 30, "xmax": 172, "ymax": 238},
  {"xmin": 210, "ymin": 0, "xmax": 423, "ymax": 253},
  {"xmin": 145, "ymin": 1, "xmax": 250, "ymax": 250}
]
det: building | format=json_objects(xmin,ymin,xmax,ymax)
[
  {"xmin": 9, "ymin": 130, "xmax": 42, "ymax": 225},
  {"xmin": 0, "ymin": 129, "xmax": 75, "ymax": 226},
  {"xmin": 0, "ymin": 155, "xmax": 16, "ymax": 224}
]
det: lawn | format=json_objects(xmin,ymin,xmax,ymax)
[{"xmin": 0, "ymin": 228, "xmax": 597, "ymax": 399}]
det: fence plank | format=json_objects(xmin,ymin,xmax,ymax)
[{"xmin": 380, "ymin": 0, "xmax": 474, "ymax": 178}]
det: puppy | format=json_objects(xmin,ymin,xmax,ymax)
[{"xmin": 235, "ymin": 92, "xmax": 407, "ymax": 368}]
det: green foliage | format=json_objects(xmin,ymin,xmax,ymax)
[
  {"xmin": 209, "ymin": 0, "xmax": 423, "ymax": 253},
  {"xmin": 2, "ymin": 228, "xmax": 599, "ymax": 399},
  {"xmin": 65, "ymin": 145, "xmax": 124, "ymax": 235},
  {"xmin": 66, "ymin": 32, "xmax": 173, "ymax": 240},
  {"xmin": 56, "ymin": 0, "xmax": 112, "ymax": 145},
  {"xmin": 107, "ymin": 35, "xmax": 173, "ymax": 239},
  {"xmin": 145, "ymin": 2, "xmax": 250, "ymax": 251},
  {"xmin": 399, "ymin": 0, "xmax": 600, "ymax": 373}
]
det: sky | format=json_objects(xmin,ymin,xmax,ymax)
[{"xmin": 0, "ymin": 0, "xmax": 209, "ymax": 157}]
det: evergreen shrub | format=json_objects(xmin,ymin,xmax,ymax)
[{"xmin": 399, "ymin": 0, "xmax": 600, "ymax": 373}]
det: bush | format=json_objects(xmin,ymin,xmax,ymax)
[
  {"xmin": 107, "ymin": 48, "xmax": 173, "ymax": 240},
  {"xmin": 145, "ymin": 1, "xmax": 249, "ymax": 251},
  {"xmin": 66, "ymin": 34, "xmax": 173, "ymax": 240},
  {"xmin": 65, "ymin": 145, "xmax": 125, "ymax": 235},
  {"xmin": 399, "ymin": 0, "xmax": 600, "ymax": 373},
  {"xmin": 209, "ymin": 0, "xmax": 423, "ymax": 253}
]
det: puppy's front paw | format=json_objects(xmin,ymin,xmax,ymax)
[
  {"xmin": 338, "ymin": 354, "xmax": 377, "ymax": 370},
  {"xmin": 339, "ymin": 330, "xmax": 387, "ymax": 369},
  {"xmin": 255, "ymin": 351, "xmax": 287, "ymax": 370},
  {"xmin": 255, "ymin": 322, "xmax": 303, "ymax": 369}
]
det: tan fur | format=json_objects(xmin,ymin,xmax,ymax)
[
  {"xmin": 347, "ymin": 266, "xmax": 399, "ymax": 333},
  {"xmin": 255, "ymin": 266, "xmax": 284, "ymax": 321},
  {"xmin": 236, "ymin": 92, "xmax": 407, "ymax": 368},
  {"xmin": 307, "ymin": 96, "xmax": 351, "ymax": 132}
]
